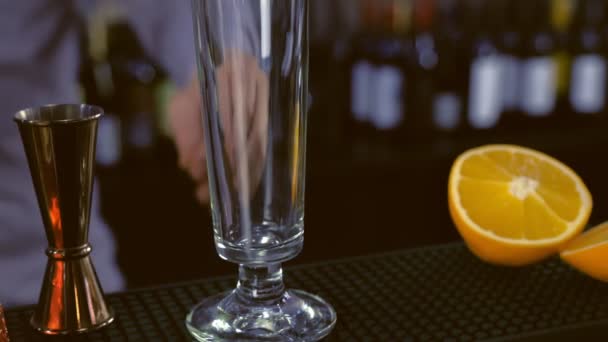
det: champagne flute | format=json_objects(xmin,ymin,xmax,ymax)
[{"xmin": 186, "ymin": 0, "xmax": 336, "ymax": 340}]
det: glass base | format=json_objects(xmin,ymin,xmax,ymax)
[{"xmin": 185, "ymin": 289, "xmax": 336, "ymax": 341}]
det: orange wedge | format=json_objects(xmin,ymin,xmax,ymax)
[
  {"xmin": 561, "ymin": 222, "xmax": 608, "ymax": 281},
  {"xmin": 448, "ymin": 145, "xmax": 592, "ymax": 266}
]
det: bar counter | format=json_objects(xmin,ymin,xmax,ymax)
[{"xmin": 6, "ymin": 243, "xmax": 608, "ymax": 341}]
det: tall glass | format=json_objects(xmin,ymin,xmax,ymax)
[{"xmin": 186, "ymin": 0, "xmax": 336, "ymax": 340}]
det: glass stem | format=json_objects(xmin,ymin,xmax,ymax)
[{"xmin": 236, "ymin": 263, "xmax": 285, "ymax": 303}]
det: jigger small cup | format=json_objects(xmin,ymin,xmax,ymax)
[{"xmin": 14, "ymin": 104, "xmax": 114, "ymax": 334}]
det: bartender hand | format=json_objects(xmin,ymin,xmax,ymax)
[
  {"xmin": 169, "ymin": 75, "xmax": 210, "ymax": 204},
  {"xmin": 169, "ymin": 52, "xmax": 269, "ymax": 204}
]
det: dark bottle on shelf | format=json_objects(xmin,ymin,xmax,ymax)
[
  {"xmin": 106, "ymin": 21, "xmax": 163, "ymax": 157},
  {"xmin": 465, "ymin": 0, "xmax": 504, "ymax": 131},
  {"xmin": 347, "ymin": 0, "xmax": 382, "ymax": 147},
  {"xmin": 552, "ymin": 0, "xmax": 576, "ymax": 118},
  {"xmin": 348, "ymin": 0, "xmax": 410, "ymax": 153},
  {"xmin": 79, "ymin": 7, "xmax": 122, "ymax": 169},
  {"xmin": 408, "ymin": 0, "xmax": 438, "ymax": 140},
  {"xmin": 368, "ymin": 0, "xmax": 412, "ymax": 147},
  {"xmin": 308, "ymin": 0, "xmax": 340, "ymax": 152},
  {"xmin": 568, "ymin": 0, "xmax": 607, "ymax": 117},
  {"xmin": 496, "ymin": 0, "xmax": 525, "ymax": 129},
  {"xmin": 518, "ymin": 0, "xmax": 559, "ymax": 121},
  {"xmin": 431, "ymin": 0, "xmax": 468, "ymax": 136}
]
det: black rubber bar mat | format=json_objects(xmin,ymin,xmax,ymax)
[{"xmin": 6, "ymin": 243, "xmax": 608, "ymax": 341}]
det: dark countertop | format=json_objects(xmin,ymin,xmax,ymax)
[{"xmin": 5, "ymin": 243, "xmax": 608, "ymax": 341}]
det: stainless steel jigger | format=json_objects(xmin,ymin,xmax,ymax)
[{"xmin": 14, "ymin": 104, "xmax": 114, "ymax": 334}]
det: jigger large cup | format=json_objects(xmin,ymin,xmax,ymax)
[{"xmin": 14, "ymin": 104, "xmax": 114, "ymax": 334}]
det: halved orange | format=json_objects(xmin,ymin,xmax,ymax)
[
  {"xmin": 561, "ymin": 222, "xmax": 608, "ymax": 281},
  {"xmin": 448, "ymin": 145, "xmax": 592, "ymax": 266}
]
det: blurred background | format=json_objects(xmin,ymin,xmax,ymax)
[{"xmin": 80, "ymin": 0, "xmax": 608, "ymax": 288}]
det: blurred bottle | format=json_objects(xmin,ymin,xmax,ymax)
[
  {"xmin": 368, "ymin": 0, "xmax": 409, "ymax": 146},
  {"xmin": 568, "ymin": 0, "xmax": 607, "ymax": 116},
  {"xmin": 497, "ymin": 0, "xmax": 525, "ymax": 127},
  {"xmin": 518, "ymin": 0, "xmax": 559, "ymax": 119},
  {"xmin": 106, "ymin": 20, "xmax": 163, "ymax": 157},
  {"xmin": 80, "ymin": 1, "xmax": 123, "ymax": 168},
  {"xmin": 348, "ymin": 0, "xmax": 409, "ymax": 150},
  {"xmin": 348, "ymin": 0, "xmax": 381, "ymax": 146},
  {"xmin": 431, "ymin": 0, "xmax": 467, "ymax": 135},
  {"xmin": 465, "ymin": 0, "xmax": 504, "ymax": 130},
  {"xmin": 552, "ymin": 0, "xmax": 576, "ymax": 116},
  {"xmin": 409, "ymin": 0, "xmax": 438, "ymax": 139},
  {"xmin": 372, "ymin": 0, "xmax": 415, "ymax": 145},
  {"xmin": 308, "ymin": 0, "xmax": 341, "ymax": 151}
]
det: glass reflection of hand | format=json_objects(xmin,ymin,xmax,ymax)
[
  {"xmin": 170, "ymin": 51, "xmax": 269, "ymax": 204},
  {"xmin": 217, "ymin": 51, "xmax": 269, "ymax": 197},
  {"xmin": 169, "ymin": 74, "xmax": 210, "ymax": 203}
]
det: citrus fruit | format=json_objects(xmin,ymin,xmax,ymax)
[
  {"xmin": 561, "ymin": 222, "xmax": 608, "ymax": 281},
  {"xmin": 448, "ymin": 144, "xmax": 592, "ymax": 266}
]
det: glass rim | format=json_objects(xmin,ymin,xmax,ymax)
[{"xmin": 14, "ymin": 104, "xmax": 104, "ymax": 126}]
